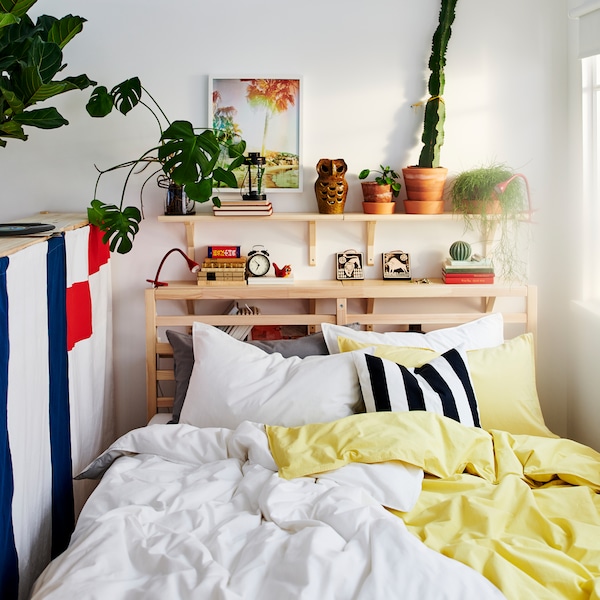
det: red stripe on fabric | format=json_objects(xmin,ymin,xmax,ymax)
[
  {"xmin": 66, "ymin": 281, "xmax": 92, "ymax": 351},
  {"xmin": 88, "ymin": 225, "xmax": 110, "ymax": 275}
]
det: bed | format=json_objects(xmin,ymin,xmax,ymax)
[{"xmin": 30, "ymin": 283, "xmax": 600, "ymax": 599}]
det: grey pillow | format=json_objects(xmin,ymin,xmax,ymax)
[{"xmin": 165, "ymin": 329, "xmax": 330, "ymax": 424}]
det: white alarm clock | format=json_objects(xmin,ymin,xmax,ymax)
[{"xmin": 247, "ymin": 245, "xmax": 271, "ymax": 277}]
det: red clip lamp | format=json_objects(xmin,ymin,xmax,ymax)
[
  {"xmin": 147, "ymin": 248, "xmax": 200, "ymax": 287},
  {"xmin": 494, "ymin": 173, "xmax": 534, "ymax": 222}
]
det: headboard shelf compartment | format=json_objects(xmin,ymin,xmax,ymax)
[{"xmin": 146, "ymin": 281, "xmax": 537, "ymax": 420}]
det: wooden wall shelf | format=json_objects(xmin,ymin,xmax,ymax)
[{"xmin": 158, "ymin": 212, "xmax": 462, "ymax": 267}]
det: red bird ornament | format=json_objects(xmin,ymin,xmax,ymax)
[{"xmin": 273, "ymin": 263, "xmax": 292, "ymax": 278}]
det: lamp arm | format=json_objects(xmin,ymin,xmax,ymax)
[{"xmin": 146, "ymin": 248, "xmax": 200, "ymax": 287}]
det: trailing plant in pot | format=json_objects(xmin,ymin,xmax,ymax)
[
  {"xmin": 0, "ymin": 0, "xmax": 96, "ymax": 147},
  {"xmin": 85, "ymin": 78, "xmax": 246, "ymax": 254},
  {"xmin": 450, "ymin": 163, "xmax": 533, "ymax": 282},
  {"xmin": 403, "ymin": 0, "xmax": 459, "ymax": 214},
  {"xmin": 358, "ymin": 165, "xmax": 401, "ymax": 214}
]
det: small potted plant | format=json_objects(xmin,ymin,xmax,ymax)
[
  {"xmin": 450, "ymin": 162, "xmax": 532, "ymax": 282},
  {"xmin": 358, "ymin": 165, "xmax": 401, "ymax": 214},
  {"xmin": 85, "ymin": 78, "xmax": 246, "ymax": 254}
]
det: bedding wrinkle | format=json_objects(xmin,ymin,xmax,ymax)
[
  {"xmin": 31, "ymin": 419, "xmax": 504, "ymax": 599},
  {"xmin": 267, "ymin": 412, "xmax": 600, "ymax": 599}
]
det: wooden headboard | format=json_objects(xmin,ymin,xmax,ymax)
[{"xmin": 145, "ymin": 280, "xmax": 537, "ymax": 421}]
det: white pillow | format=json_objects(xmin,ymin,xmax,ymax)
[
  {"xmin": 353, "ymin": 347, "xmax": 481, "ymax": 427},
  {"xmin": 180, "ymin": 322, "xmax": 366, "ymax": 429},
  {"xmin": 322, "ymin": 313, "xmax": 504, "ymax": 354}
]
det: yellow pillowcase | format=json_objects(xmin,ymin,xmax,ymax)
[
  {"xmin": 337, "ymin": 333, "xmax": 555, "ymax": 437},
  {"xmin": 337, "ymin": 337, "xmax": 439, "ymax": 366}
]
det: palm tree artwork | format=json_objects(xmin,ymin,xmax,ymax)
[
  {"xmin": 244, "ymin": 79, "xmax": 299, "ymax": 157},
  {"xmin": 211, "ymin": 77, "xmax": 301, "ymax": 190}
]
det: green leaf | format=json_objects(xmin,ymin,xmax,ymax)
[
  {"xmin": 0, "ymin": 118, "xmax": 26, "ymax": 139},
  {"xmin": 213, "ymin": 166, "xmax": 237, "ymax": 188},
  {"xmin": 358, "ymin": 169, "xmax": 370, "ymax": 180},
  {"xmin": 87, "ymin": 200, "xmax": 142, "ymax": 254},
  {"xmin": 30, "ymin": 36, "xmax": 62, "ymax": 83},
  {"xmin": 0, "ymin": 85, "xmax": 23, "ymax": 113},
  {"xmin": 13, "ymin": 106, "xmax": 67, "ymax": 128},
  {"xmin": 184, "ymin": 178, "xmax": 212, "ymax": 202},
  {"xmin": 46, "ymin": 14, "xmax": 85, "ymax": 49},
  {"xmin": 110, "ymin": 77, "xmax": 142, "ymax": 115},
  {"xmin": 0, "ymin": 12, "xmax": 19, "ymax": 29},
  {"xmin": 0, "ymin": 0, "xmax": 36, "ymax": 16},
  {"xmin": 227, "ymin": 138, "xmax": 246, "ymax": 158},
  {"xmin": 159, "ymin": 120, "xmax": 203, "ymax": 183},
  {"xmin": 228, "ymin": 154, "xmax": 245, "ymax": 171},
  {"xmin": 86, "ymin": 85, "xmax": 114, "ymax": 117},
  {"xmin": 30, "ymin": 74, "xmax": 95, "ymax": 103}
]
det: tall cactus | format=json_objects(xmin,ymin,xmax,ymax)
[{"xmin": 418, "ymin": 0, "xmax": 459, "ymax": 168}]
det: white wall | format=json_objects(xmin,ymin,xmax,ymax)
[{"xmin": 0, "ymin": 0, "xmax": 570, "ymax": 437}]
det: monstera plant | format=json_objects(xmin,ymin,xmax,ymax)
[
  {"xmin": 86, "ymin": 77, "xmax": 247, "ymax": 253},
  {"xmin": 0, "ymin": 0, "xmax": 96, "ymax": 147}
]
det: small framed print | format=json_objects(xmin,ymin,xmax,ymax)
[
  {"xmin": 336, "ymin": 250, "xmax": 364, "ymax": 280},
  {"xmin": 383, "ymin": 251, "xmax": 411, "ymax": 280}
]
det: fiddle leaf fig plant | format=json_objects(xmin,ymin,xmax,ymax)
[
  {"xmin": 86, "ymin": 77, "xmax": 247, "ymax": 254},
  {"xmin": 417, "ymin": 0, "xmax": 458, "ymax": 168},
  {"xmin": 0, "ymin": 0, "xmax": 96, "ymax": 147}
]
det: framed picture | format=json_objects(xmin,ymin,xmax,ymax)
[
  {"xmin": 209, "ymin": 76, "xmax": 303, "ymax": 192},
  {"xmin": 336, "ymin": 250, "xmax": 364, "ymax": 281},
  {"xmin": 383, "ymin": 251, "xmax": 411, "ymax": 280}
]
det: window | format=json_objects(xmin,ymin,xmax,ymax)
[{"xmin": 581, "ymin": 55, "xmax": 600, "ymax": 298}]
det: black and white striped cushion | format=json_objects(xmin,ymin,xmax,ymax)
[{"xmin": 353, "ymin": 347, "xmax": 481, "ymax": 427}]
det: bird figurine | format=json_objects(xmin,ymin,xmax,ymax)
[
  {"xmin": 314, "ymin": 158, "xmax": 348, "ymax": 214},
  {"xmin": 273, "ymin": 263, "xmax": 292, "ymax": 278}
]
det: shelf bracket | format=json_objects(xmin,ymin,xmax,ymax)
[
  {"xmin": 184, "ymin": 221, "xmax": 195, "ymax": 260},
  {"xmin": 484, "ymin": 296, "xmax": 497, "ymax": 313},
  {"xmin": 366, "ymin": 221, "xmax": 376, "ymax": 266},
  {"xmin": 309, "ymin": 220, "xmax": 317, "ymax": 266}
]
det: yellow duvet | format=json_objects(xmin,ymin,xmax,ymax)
[{"xmin": 267, "ymin": 412, "xmax": 600, "ymax": 600}]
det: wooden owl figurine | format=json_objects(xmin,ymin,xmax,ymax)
[{"xmin": 315, "ymin": 158, "xmax": 348, "ymax": 214}]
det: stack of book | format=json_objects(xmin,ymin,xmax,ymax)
[
  {"xmin": 197, "ymin": 255, "xmax": 247, "ymax": 286},
  {"xmin": 213, "ymin": 199, "xmax": 273, "ymax": 216},
  {"xmin": 442, "ymin": 257, "xmax": 495, "ymax": 284}
]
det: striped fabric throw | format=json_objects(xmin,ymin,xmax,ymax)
[{"xmin": 0, "ymin": 225, "xmax": 112, "ymax": 600}]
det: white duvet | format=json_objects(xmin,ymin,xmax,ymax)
[{"xmin": 30, "ymin": 422, "xmax": 504, "ymax": 600}]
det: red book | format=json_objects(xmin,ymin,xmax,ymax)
[{"xmin": 443, "ymin": 274, "xmax": 495, "ymax": 284}]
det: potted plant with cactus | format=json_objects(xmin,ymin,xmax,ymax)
[
  {"xmin": 358, "ymin": 165, "xmax": 401, "ymax": 214},
  {"xmin": 403, "ymin": 0, "xmax": 458, "ymax": 214},
  {"xmin": 85, "ymin": 78, "xmax": 246, "ymax": 253}
]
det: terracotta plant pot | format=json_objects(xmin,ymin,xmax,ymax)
[
  {"xmin": 404, "ymin": 200, "xmax": 444, "ymax": 214},
  {"xmin": 465, "ymin": 197, "xmax": 502, "ymax": 215},
  {"xmin": 402, "ymin": 166, "xmax": 448, "ymax": 214},
  {"xmin": 361, "ymin": 182, "xmax": 393, "ymax": 203},
  {"xmin": 362, "ymin": 201, "xmax": 396, "ymax": 214}
]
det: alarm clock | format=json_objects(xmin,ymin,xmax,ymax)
[{"xmin": 247, "ymin": 245, "xmax": 271, "ymax": 277}]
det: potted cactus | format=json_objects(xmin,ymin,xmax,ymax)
[{"xmin": 403, "ymin": 0, "xmax": 458, "ymax": 214}]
